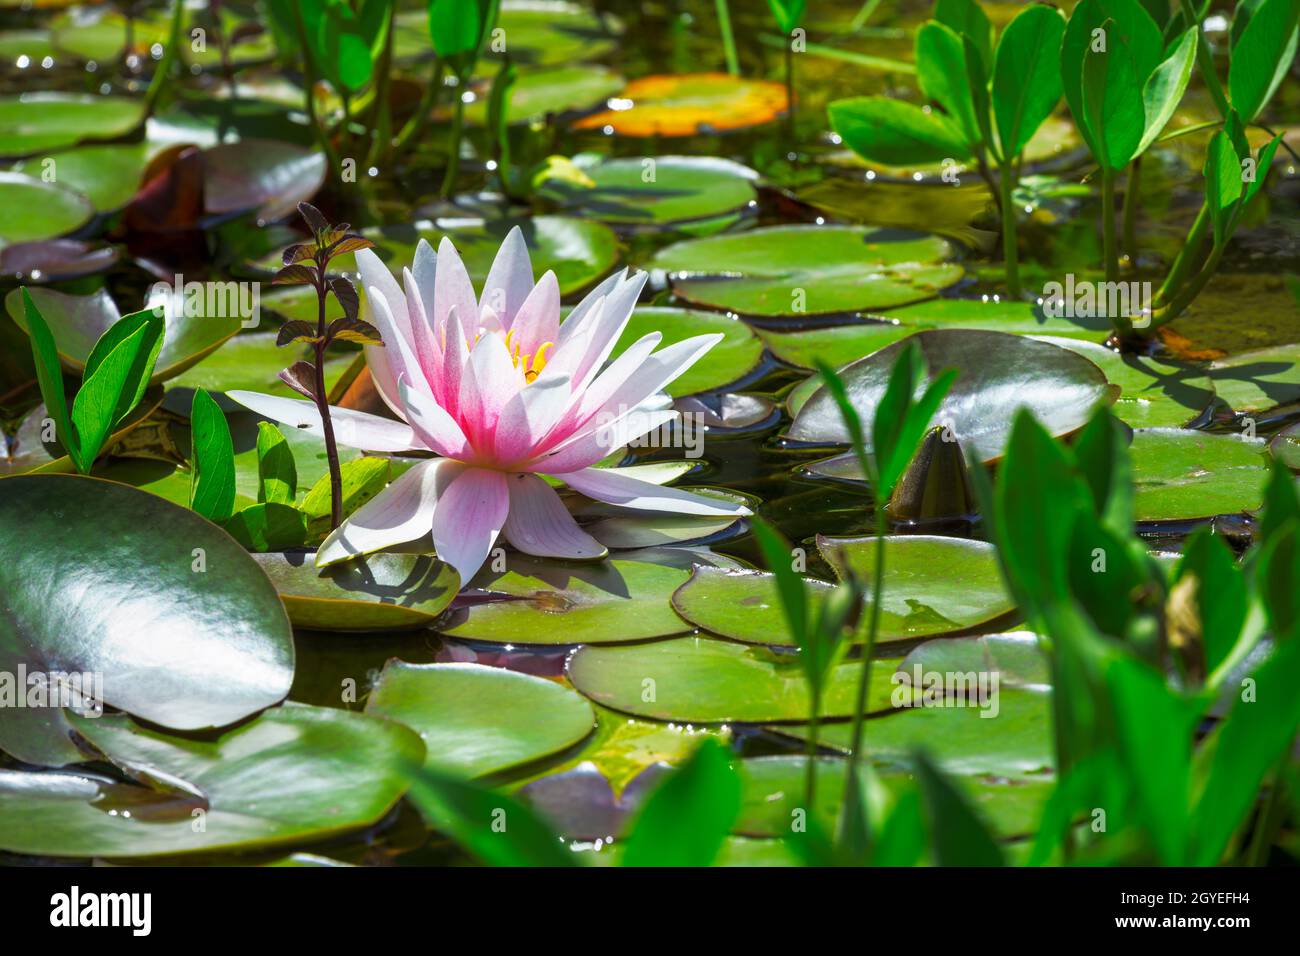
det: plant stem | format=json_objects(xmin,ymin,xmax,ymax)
[
  {"xmin": 715, "ymin": 0, "xmax": 740, "ymax": 75},
  {"xmin": 313, "ymin": 274, "xmax": 343, "ymax": 529},
  {"xmin": 1247, "ymin": 755, "xmax": 1290, "ymax": 866},
  {"xmin": 1150, "ymin": 240, "xmax": 1224, "ymax": 328},
  {"xmin": 292, "ymin": 5, "xmax": 340, "ymax": 179},
  {"xmin": 838, "ymin": 508, "xmax": 887, "ymax": 845},
  {"xmin": 999, "ymin": 160, "xmax": 1020, "ymax": 297},
  {"xmin": 851, "ymin": 0, "xmax": 885, "ymax": 31},
  {"xmin": 784, "ymin": 41, "xmax": 796, "ymax": 147},
  {"xmin": 440, "ymin": 90, "xmax": 466, "ymax": 199},
  {"xmin": 1122, "ymin": 157, "xmax": 1142, "ymax": 261},
  {"xmin": 1156, "ymin": 202, "xmax": 1210, "ymax": 305},
  {"xmin": 365, "ymin": 17, "xmax": 395, "ymax": 168},
  {"xmin": 1101, "ymin": 167, "xmax": 1119, "ymax": 283},
  {"xmin": 393, "ymin": 59, "xmax": 445, "ymax": 158},
  {"xmin": 143, "ymin": 0, "xmax": 185, "ymax": 117},
  {"xmin": 804, "ymin": 696, "xmax": 820, "ymax": 809}
]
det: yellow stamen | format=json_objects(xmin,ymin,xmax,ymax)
[{"xmin": 504, "ymin": 330, "xmax": 554, "ymax": 383}]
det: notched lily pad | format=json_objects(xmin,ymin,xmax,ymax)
[
  {"xmin": 364, "ymin": 660, "xmax": 595, "ymax": 779},
  {"xmin": 650, "ymin": 225, "xmax": 961, "ymax": 317},
  {"xmin": 0, "ymin": 171, "xmax": 94, "ymax": 246},
  {"xmin": 1131, "ymin": 428, "xmax": 1271, "ymax": 522},
  {"xmin": 253, "ymin": 551, "xmax": 460, "ymax": 630},
  {"xmin": 612, "ymin": 306, "xmax": 762, "ymax": 396}
]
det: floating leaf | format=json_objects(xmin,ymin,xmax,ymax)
[
  {"xmin": 0, "ymin": 93, "xmax": 143, "ymax": 158},
  {"xmin": 650, "ymin": 226, "xmax": 961, "ymax": 317},
  {"xmin": 0, "ymin": 475, "xmax": 294, "ymax": 766},
  {"xmin": 465, "ymin": 65, "xmax": 623, "ymax": 125},
  {"xmin": 573, "ymin": 73, "xmax": 788, "ymax": 137},
  {"xmin": 254, "ymin": 551, "xmax": 459, "ymax": 630},
  {"xmin": 1208, "ymin": 343, "xmax": 1300, "ymax": 414},
  {"xmin": 365, "ymin": 661, "xmax": 594, "ymax": 778},
  {"xmin": 0, "ymin": 171, "xmax": 93, "ymax": 246},
  {"xmin": 1130, "ymin": 428, "xmax": 1271, "ymax": 522},
  {"xmin": 610, "ymin": 307, "xmax": 761, "ymax": 396},
  {"xmin": 0, "ymin": 704, "xmax": 421, "ymax": 857}
]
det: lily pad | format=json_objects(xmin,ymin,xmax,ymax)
[
  {"xmin": 438, "ymin": 549, "xmax": 741, "ymax": 645},
  {"xmin": 394, "ymin": 2, "xmax": 620, "ymax": 67},
  {"xmin": 573, "ymin": 73, "xmax": 788, "ymax": 137},
  {"xmin": 0, "ymin": 171, "xmax": 93, "ymax": 246},
  {"xmin": 0, "ymin": 238, "xmax": 120, "ymax": 281},
  {"xmin": 0, "ymin": 704, "xmax": 422, "ymax": 858},
  {"xmin": 1271, "ymin": 422, "xmax": 1300, "ymax": 471},
  {"xmin": 882, "ymin": 297, "xmax": 1111, "ymax": 339},
  {"xmin": 1208, "ymin": 344, "xmax": 1300, "ymax": 415},
  {"xmin": 672, "ymin": 536, "xmax": 1013, "ymax": 646},
  {"xmin": 14, "ymin": 142, "xmax": 147, "ymax": 213},
  {"xmin": 759, "ymin": 322, "xmax": 917, "ymax": 371},
  {"xmin": 3, "ymin": 392, "xmax": 162, "ymax": 478},
  {"xmin": 253, "ymin": 551, "xmax": 459, "ymax": 630},
  {"xmin": 0, "ymin": 93, "xmax": 144, "ymax": 158},
  {"xmin": 1035, "ymin": 336, "xmax": 1216, "ymax": 429},
  {"xmin": 202, "ymin": 140, "xmax": 327, "ymax": 220},
  {"xmin": 167, "ymin": 332, "xmax": 355, "ymax": 401},
  {"xmin": 788, "ymin": 329, "xmax": 1117, "ymax": 464},
  {"xmin": 612, "ymin": 307, "xmax": 762, "ymax": 396},
  {"xmin": 1130, "ymin": 429, "xmax": 1271, "ymax": 522},
  {"xmin": 466, "ymin": 66, "xmax": 623, "ymax": 125},
  {"xmin": 566, "ymin": 636, "xmax": 904, "ymax": 723},
  {"xmin": 7, "ymin": 287, "xmax": 243, "ymax": 384},
  {"xmin": 0, "ymin": 475, "xmax": 294, "ymax": 766},
  {"xmin": 649, "ymin": 225, "xmax": 961, "ymax": 317},
  {"xmin": 365, "ymin": 661, "xmax": 595, "ymax": 778},
  {"xmin": 540, "ymin": 156, "xmax": 758, "ymax": 227}
]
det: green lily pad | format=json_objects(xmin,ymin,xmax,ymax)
[
  {"xmin": 789, "ymin": 329, "xmax": 1118, "ymax": 464},
  {"xmin": 466, "ymin": 65, "xmax": 623, "ymax": 125},
  {"xmin": 365, "ymin": 661, "xmax": 595, "ymax": 779},
  {"xmin": 1036, "ymin": 336, "xmax": 1215, "ymax": 429},
  {"xmin": 735, "ymin": 755, "xmax": 1052, "ymax": 842},
  {"xmin": 3, "ymin": 391, "xmax": 163, "ymax": 479},
  {"xmin": 1130, "ymin": 428, "xmax": 1271, "ymax": 522},
  {"xmin": 1208, "ymin": 343, "xmax": 1300, "ymax": 415},
  {"xmin": 268, "ymin": 216, "xmax": 618, "ymax": 298},
  {"xmin": 7, "ymin": 287, "xmax": 242, "ymax": 384},
  {"xmin": 0, "ymin": 93, "xmax": 145, "ymax": 158},
  {"xmin": 759, "ymin": 322, "xmax": 917, "ymax": 371},
  {"xmin": 439, "ymin": 548, "xmax": 741, "ymax": 645},
  {"xmin": 540, "ymin": 156, "xmax": 758, "ymax": 227},
  {"xmin": 775, "ymin": 686, "xmax": 1053, "ymax": 778},
  {"xmin": 0, "ymin": 704, "xmax": 422, "ymax": 858},
  {"xmin": 228, "ymin": 410, "xmax": 365, "ymax": 503},
  {"xmin": 896, "ymin": 631, "xmax": 1051, "ymax": 691},
  {"xmin": 1271, "ymin": 422, "xmax": 1300, "ymax": 471},
  {"xmin": 882, "ymin": 297, "xmax": 1112, "ymax": 339},
  {"xmin": 566, "ymin": 636, "xmax": 904, "ymax": 723},
  {"xmin": 649, "ymin": 225, "xmax": 961, "ymax": 317},
  {"xmin": 0, "ymin": 171, "xmax": 93, "ymax": 246},
  {"xmin": 611, "ymin": 307, "xmax": 762, "ymax": 396},
  {"xmin": 253, "ymin": 551, "xmax": 460, "ymax": 630},
  {"xmin": 0, "ymin": 475, "xmax": 294, "ymax": 767},
  {"xmin": 14, "ymin": 142, "xmax": 147, "ymax": 213}
]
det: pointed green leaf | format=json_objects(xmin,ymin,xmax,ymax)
[
  {"xmin": 1228, "ymin": 0, "xmax": 1300, "ymax": 121},
  {"xmin": 256, "ymin": 421, "xmax": 297, "ymax": 505},
  {"xmin": 917, "ymin": 21, "xmax": 981, "ymax": 147},
  {"xmin": 20, "ymin": 287, "xmax": 78, "ymax": 471},
  {"xmin": 828, "ymin": 96, "xmax": 974, "ymax": 165},
  {"xmin": 1081, "ymin": 23, "xmax": 1146, "ymax": 169},
  {"xmin": 914, "ymin": 750, "xmax": 1004, "ymax": 865},
  {"xmin": 622, "ymin": 738, "xmax": 741, "ymax": 867},
  {"xmin": 69, "ymin": 322, "xmax": 151, "ymax": 469},
  {"xmin": 992, "ymin": 4, "xmax": 1067, "ymax": 159},
  {"xmin": 190, "ymin": 388, "xmax": 237, "ymax": 522},
  {"xmin": 1135, "ymin": 27, "xmax": 1197, "ymax": 154}
]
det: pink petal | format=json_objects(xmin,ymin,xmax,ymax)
[
  {"xmin": 364, "ymin": 344, "xmax": 406, "ymax": 420},
  {"xmin": 398, "ymin": 377, "xmax": 471, "ymax": 460},
  {"xmin": 226, "ymin": 390, "xmax": 418, "ymax": 452},
  {"xmin": 480, "ymin": 225, "xmax": 533, "ymax": 326},
  {"xmin": 493, "ymin": 374, "xmax": 573, "ymax": 466},
  {"xmin": 433, "ymin": 236, "xmax": 478, "ymax": 339},
  {"xmin": 431, "ymin": 466, "xmax": 510, "ymax": 585},
  {"xmin": 370, "ymin": 289, "xmax": 433, "ymax": 401},
  {"xmin": 316, "ymin": 458, "xmax": 461, "ymax": 567},
  {"xmin": 459, "ymin": 331, "xmax": 522, "ymax": 453},
  {"xmin": 554, "ymin": 466, "xmax": 752, "ymax": 517},
  {"xmin": 403, "ymin": 266, "xmax": 442, "ymax": 384},
  {"xmin": 566, "ymin": 270, "xmax": 648, "ymax": 389},
  {"xmin": 507, "ymin": 269, "xmax": 560, "ymax": 358},
  {"xmin": 502, "ymin": 473, "xmax": 607, "ymax": 560},
  {"xmin": 436, "ymin": 304, "xmax": 470, "ymax": 419},
  {"xmin": 530, "ymin": 408, "xmax": 678, "ymax": 473}
]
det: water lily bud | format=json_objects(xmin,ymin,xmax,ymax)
[{"xmin": 887, "ymin": 425, "xmax": 974, "ymax": 523}]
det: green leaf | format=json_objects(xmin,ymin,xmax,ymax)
[
  {"xmin": 828, "ymin": 96, "xmax": 974, "ymax": 165},
  {"xmin": 1228, "ymin": 0, "xmax": 1300, "ymax": 122},
  {"xmin": 963, "ymin": 34, "xmax": 995, "ymax": 155},
  {"xmin": 20, "ymin": 288, "xmax": 78, "ymax": 471},
  {"xmin": 256, "ymin": 421, "xmax": 297, "ymax": 505},
  {"xmin": 300, "ymin": 456, "xmax": 390, "ymax": 533},
  {"xmin": 765, "ymin": 0, "xmax": 806, "ymax": 34},
  {"xmin": 1258, "ymin": 520, "xmax": 1300, "ymax": 643},
  {"xmin": 189, "ymin": 388, "xmax": 237, "ymax": 522},
  {"xmin": 405, "ymin": 762, "xmax": 577, "ymax": 867},
  {"xmin": 81, "ymin": 307, "xmax": 164, "ymax": 422},
  {"xmin": 621, "ymin": 739, "xmax": 742, "ymax": 867},
  {"xmin": 913, "ymin": 750, "xmax": 1004, "ymax": 865},
  {"xmin": 1135, "ymin": 27, "xmax": 1197, "ymax": 153},
  {"xmin": 917, "ymin": 21, "xmax": 981, "ymax": 147},
  {"xmin": 1259, "ymin": 458, "xmax": 1300, "ymax": 543},
  {"xmin": 223, "ymin": 502, "xmax": 309, "ymax": 552},
  {"xmin": 1081, "ymin": 22, "xmax": 1146, "ymax": 169},
  {"xmin": 69, "ymin": 322, "xmax": 151, "ymax": 470},
  {"xmin": 1071, "ymin": 407, "xmax": 1134, "ymax": 533},
  {"xmin": 1190, "ymin": 636, "xmax": 1300, "ymax": 864},
  {"xmin": 428, "ymin": 0, "xmax": 497, "ymax": 76},
  {"xmin": 934, "ymin": 0, "xmax": 994, "ymax": 72},
  {"xmin": 865, "ymin": 341, "xmax": 958, "ymax": 503},
  {"xmin": 1203, "ymin": 127, "xmax": 1245, "ymax": 245},
  {"xmin": 992, "ymin": 4, "xmax": 1067, "ymax": 159},
  {"xmin": 749, "ymin": 518, "xmax": 809, "ymax": 652},
  {"xmin": 1176, "ymin": 529, "xmax": 1248, "ymax": 675}
]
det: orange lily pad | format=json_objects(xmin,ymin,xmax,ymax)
[{"xmin": 572, "ymin": 73, "xmax": 789, "ymax": 137}]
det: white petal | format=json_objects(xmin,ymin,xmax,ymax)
[
  {"xmin": 502, "ymin": 473, "xmax": 607, "ymax": 560},
  {"xmin": 431, "ymin": 466, "xmax": 510, "ymax": 585},
  {"xmin": 554, "ymin": 466, "xmax": 752, "ymax": 517},
  {"xmin": 481, "ymin": 225, "xmax": 534, "ymax": 326},
  {"xmin": 398, "ymin": 377, "xmax": 471, "ymax": 460},
  {"xmin": 226, "ymin": 390, "xmax": 419, "ymax": 452}
]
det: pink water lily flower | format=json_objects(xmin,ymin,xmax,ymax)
[{"xmin": 229, "ymin": 226, "xmax": 750, "ymax": 585}]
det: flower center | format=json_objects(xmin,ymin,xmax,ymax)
[{"xmin": 505, "ymin": 330, "xmax": 554, "ymax": 383}]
